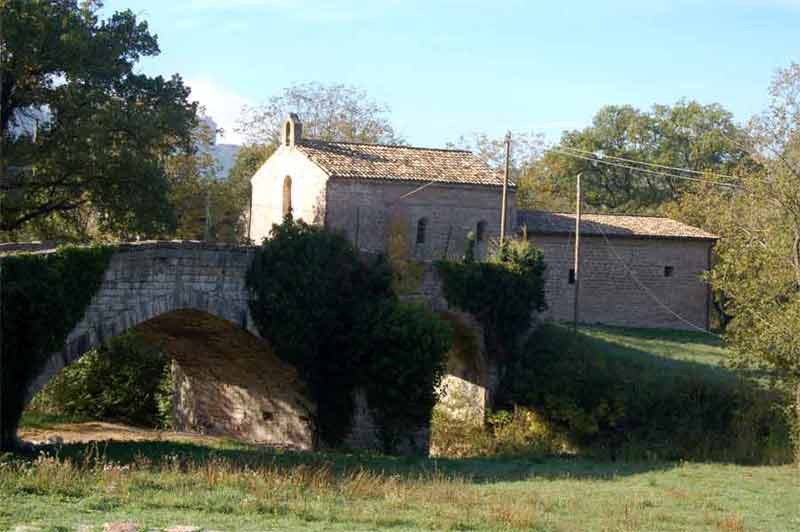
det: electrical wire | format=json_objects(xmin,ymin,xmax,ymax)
[
  {"xmin": 558, "ymin": 145, "xmax": 741, "ymax": 181},
  {"xmin": 550, "ymin": 148, "xmax": 742, "ymax": 189},
  {"xmin": 591, "ymin": 221, "xmax": 719, "ymax": 336}
]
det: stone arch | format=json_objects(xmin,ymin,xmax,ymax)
[{"xmin": 23, "ymin": 242, "xmax": 258, "ymax": 407}]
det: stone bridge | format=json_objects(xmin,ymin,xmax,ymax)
[{"xmin": 2, "ymin": 241, "xmax": 491, "ymax": 454}]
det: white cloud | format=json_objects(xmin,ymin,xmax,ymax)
[{"xmin": 186, "ymin": 79, "xmax": 250, "ymax": 145}]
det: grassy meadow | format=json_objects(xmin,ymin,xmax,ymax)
[{"xmin": 6, "ymin": 325, "xmax": 799, "ymax": 531}]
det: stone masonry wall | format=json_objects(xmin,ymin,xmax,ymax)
[
  {"xmin": 529, "ymin": 234, "xmax": 713, "ymax": 330},
  {"xmin": 326, "ymin": 178, "xmax": 515, "ymax": 260}
]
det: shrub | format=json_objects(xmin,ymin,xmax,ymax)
[
  {"xmin": 29, "ymin": 332, "xmax": 174, "ymax": 429},
  {"xmin": 363, "ymin": 302, "xmax": 451, "ymax": 451},
  {"xmin": 247, "ymin": 215, "xmax": 452, "ymax": 449},
  {"xmin": 499, "ymin": 324, "xmax": 792, "ymax": 463},
  {"xmin": 435, "ymin": 237, "xmax": 546, "ymax": 360}
]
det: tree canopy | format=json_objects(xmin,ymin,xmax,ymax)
[
  {"xmin": 524, "ymin": 100, "xmax": 753, "ymax": 212},
  {"xmin": 236, "ymin": 82, "xmax": 402, "ymax": 145},
  {"xmin": 0, "ymin": 0, "xmax": 197, "ymax": 239}
]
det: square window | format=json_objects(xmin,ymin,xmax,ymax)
[
  {"xmin": 568, "ymin": 268, "xmax": 576, "ymax": 284},
  {"xmin": 664, "ymin": 266, "xmax": 674, "ymax": 277}
]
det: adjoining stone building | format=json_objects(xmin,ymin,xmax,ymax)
[
  {"xmin": 250, "ymin": 114, "xmax": 511, "ymax": 260},
  {"xmin": 518, "ymin": 211, "xmax": 718, "ymax": 331}
]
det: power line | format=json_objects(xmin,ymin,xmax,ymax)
[
  {"xmin": 592, "ymin": 221, "xmax": 719, "ymax": 336},
  {"xmin": 558, "ymin": 145, "xmax": 741, "ymax": 181},
  {"xmin": 550, "ymin": 148, "xmax": 742, "ymax": 189}
]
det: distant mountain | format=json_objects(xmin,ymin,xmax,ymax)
[{"xmin": 210, "ymin": 143, "xmax": 241, "ymax": 179}]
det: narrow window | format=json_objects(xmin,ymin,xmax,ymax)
[
  {"xmin": 416, "ymin": 217, "xmax": 428, "ymax": 244},
  {"xmin": 568, "ymin": 268, "xmax": 576, "ymax": 284},
  {"xmin": 282, "ymin": 175, "xmax": 292, "ymax": 217},
  {"xmin": 664, "ymin": 265, "xmax": 674, "ymax": 278},
  {"xmin": 284, "ymin": 122, "xmax": 292, "ymax": 146},
  {"xmin": 476, "ymin": 220, "xmax": 487, "ymax": 242}
]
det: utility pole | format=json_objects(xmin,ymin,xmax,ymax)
[
  {"xmin": 500, "ymin": 131, "xmax": 511, "ymax": 245},
  {"xmin": 573, "ymin": 171, "xmax": 583, "ymax": 333}
]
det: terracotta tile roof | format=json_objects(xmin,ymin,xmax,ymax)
[
  {"xmin": 517, "ymin": 211, "xmax": 718, "ymax": 241},
  {"xmin": 297, "ymin": 139, "xmax": 507, "ymax": 187}
]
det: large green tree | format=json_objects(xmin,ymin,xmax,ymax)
[
  {"xmin": 527, "ymin": 100, "xmax": 752, "ymax": 212},
  {"xmin": 670, "ymin": 64, "xmax": 800, "ymax": 448},
  {"xmin": 0, "ymin": 0, "xmax": 197, "ymax": 239}
]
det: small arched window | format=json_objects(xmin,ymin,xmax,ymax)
[
  {"xmin": 282, "ymin": 175, "xmax": 292, "ymax": 217},
  {"xmin": 284, "ymin": 122, "xmax": 292, "ymax": 146},
  {"xmin": 416, "ymin": 217, "xmax": 428, "ymax": 244},
  {"xmin": 476, "ymin": 220, "xmax": 487, "ymax": 242}
]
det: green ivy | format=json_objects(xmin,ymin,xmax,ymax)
[
  {"xmin": 246, "ymin": 216, "xmax": 451, "ymax": 450},
  {"xmin": 435, "ymin": 238, "xmax": 547, "ymax": 360},
  {"xmin": 1, "ymin": 245, "xmax": 114, "ymax": 450}
]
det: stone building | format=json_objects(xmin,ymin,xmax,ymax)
[
  {"xmin": 250, "ymin": 114, "xmax": 511, "ymax": 260},
  {"xmin": 518, "ymin": 211, "xmax": 717, "ymax": 330},
  {"xmin": 250, "ymin": 114, "xmax": 717, "ymax": 332}
]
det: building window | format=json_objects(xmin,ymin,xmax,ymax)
[
  {"xmin": 664, "ymin": 265, "xmax": 674, "ymax": 278},
  {"xmin": 568, "ymin": 268, "xmax": 576, "ymax": 284},
  {"xmin": 416, "ymin": 217, "xmax": 428, "ymax": 244},
  {"xmin": 284, "ymin": 122, "xmax": 292, "ymax": 146},
  {"xmin": 282, "ymin": 175, "xmax": 292, "ymax": 217},
  {"xmin": 476, "ymin": 220, "xmax": 487, "ymax": 242}
]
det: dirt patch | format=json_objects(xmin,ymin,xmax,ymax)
[{"xmin": 18, "ymin": 421, "xmax": 234, "ymax": 446}]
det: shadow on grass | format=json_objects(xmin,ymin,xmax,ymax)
[{"xmin": 25, "ymin": 438, "xmax": 679, "ymax": 483}]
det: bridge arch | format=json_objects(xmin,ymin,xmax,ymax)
[{"xmin": 24, "ymin": 242, "xmax": 260, "ymax": 405}]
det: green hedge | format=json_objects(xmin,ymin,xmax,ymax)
[{"xmin": 1, "ymin": 245, "xmax": 114, "ymax": 449}]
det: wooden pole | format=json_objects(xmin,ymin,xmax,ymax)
[
  {"xmin": 573, "ymin": 172, "xmax": 582, "ymax": 333},
  {"xmin": 500, "ymin": 132, "xmax": 511, "ymax": 245}
]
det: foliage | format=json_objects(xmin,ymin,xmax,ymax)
[
  {"xmin": 28, "ymin": 333, "xmax": 174, "ymax": 428},
  {"xmin": 362, "ymin": 302, "xmax": 450, "ymax": 451},
  {"xmin": 446, "ymin": 131, "xmax": 544, "ymax": 178},
  {"xmin": 0, "ymin": 244, "xmax": 114, "ymax": 449},
  {"xmin": 385, "ymin": 213, "xmax": 424, "ymax": 294},
  {"xmin": 0, "ymin": 0, "xmax": 197, "ymax": 238},
  {"xmin": 435, "ymin": 237, "xmax": 546, "ymax": 359},
  {"xmin": 498, "ymin": 324, "xmax": 791, "ymax": 463},
  {"xmin": 237, "ymin": 82, "xmax": 403, "ymax": 145},
  {"xmin": 525, "ymin": 100, "xmax": 753, "ymax": 212},
  {"xmin": 666, "ymin": 64, "xmax": 800, "ymax": 454},
  {"xmin": 246, "ymin": 216, "xmax": 451, "ymax": 448},
  {"xmin": 167, "ymin": 116, "xmax": 251, "ymax": 242}
]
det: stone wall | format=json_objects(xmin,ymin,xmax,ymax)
[
  {"xmin": 136, "ymin": 310, "xmax": 314, "ymax": 450},
  {"xmin": 325, "ymin": 178, "xmax": 515, "ymax": 260},
  {"xmin": 249, "ymin": 145, "xmax": 329, "ymax": 242},
  {"xmin": 528, "ymin": 234, "xmax": 713, "ymax": 330}
]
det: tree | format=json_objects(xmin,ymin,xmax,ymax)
[
  {"xmin": 236, "ymin": 82, "xmax": 402, "ymax": 145},
  {"xmin": 529, "ymin": 101, "xmax": 751, "ymax": 212},
  {"xmin": 0, "ymin": 0, "xmax": 197, "ymax": 239},
  {"xmin": 681, "ymin": 64, "xmax": 800, "ymax": 449}
]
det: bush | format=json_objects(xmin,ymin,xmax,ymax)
[
  {"xmin": 247, "ymin": 216, "xmax": 452, "ymax": 449},
  {"xmin": 435, "ymin": 237, "xmax": 546, "ymax": 360},
  {"xmin": 29, "ymin": 333, "xmax": 174, "ymax": 429},
  {"xmin": 499, "ymin": 324, "xmax": 792, "ymax": 463},
  {"xmin": 363, "ymin": 302, "xmax": 450, "ymax": 451}
]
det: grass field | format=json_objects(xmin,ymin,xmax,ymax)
[{"xmin": 6, "ymin": 325, "xmax": 798, "ymax": 531}]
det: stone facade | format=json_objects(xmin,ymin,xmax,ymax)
[
  {"xmin": 249, "ymin": 115, "xmax": 512, "ymax": 260},
  {"xmin": 528, "ymin": 234, "xmax": 713, "ymax": 330}
]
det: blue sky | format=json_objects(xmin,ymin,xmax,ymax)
[{"xmin": 104, "ymin": 0, "xmax": 799, "ymax": 146}]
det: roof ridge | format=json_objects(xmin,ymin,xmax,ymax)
[
  {"xmin": 299, "ymin": 138, "xmax": 473, "ymax": 154},
  {"xmin": 546, "ymin": 211, "xmax": 676, "ymax": 220}
]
